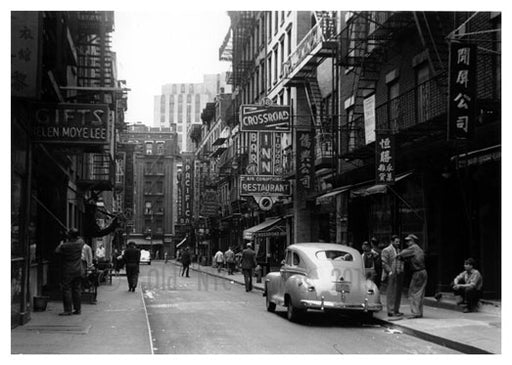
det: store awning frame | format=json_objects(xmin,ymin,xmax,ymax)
[
  {"xmin": 315, "ymin": 185, "xmax": 352, "ymax": 205},
  {"xmin": 176, "ymin": 236, "xmax": 188, "ymax": 248},
  {"xmin": 350, "ymin": 171, "xmax": 413, "ymax": 198},
  {"xmin": 243, "ymin": 218, "xmax": 284, "ymax": 241}
]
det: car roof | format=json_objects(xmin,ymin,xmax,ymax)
[{"xmin": 287, "ymin": 243, "xmax": 360, "ymax": 256}]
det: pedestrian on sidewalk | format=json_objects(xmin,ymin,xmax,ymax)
[
  {"xmin": 55, "ymin": 229, "xmax": 84, "ymax": 316},
  {"xmin": 224, "ymin": 246, "xmax": 235, "ymax": 275},
  {"xmin": 214, "ymin": 249, "xmax": 225, "ymax": 273},
  {"xmin": 241, "ymin": 242, "xmax": 257, "ymax": 292},
  {"xmin": 370, "ymin": 237, "xmax": 383, "ymax": 289},
  {"xmin": 181, "ymin": 247, "xmax": 191, "ymax": 277},
  {"xmin": 397, "ymin": 234, "xmax": 427, "ymax": 319},
  {"xmin": 452, "ymin": 257, "xmax": 483, "ymax": 313},
  {"xmin": 362, "ymin": 241, "xmax": 378, "ymax": 283},
  {"xmin": 381, "ymin": 235, "xmax": 404, "ymax": 317},
  {"xmin": 123, "ymin": 241, "xmax": 140, "ymax": 292}
]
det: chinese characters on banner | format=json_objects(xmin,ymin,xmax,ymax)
[
  {"xmin": 448, "ymin": 42, "xmax": 476, "ymax": 140},
  {"xmin": 11, "ymin": 12, "xmax": 40, "ymax": 98},
  {"xmin": 296, "ymin": 131, "xmax": 315, "ymax": 191},
  {"xmin": 375, "ymin": 133, "xmax": 395, "ymax": 184}
]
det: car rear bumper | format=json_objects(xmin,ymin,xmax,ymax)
[{"xmin": 300, "ymin": 299, "xmax": 382, "ymax": 312}]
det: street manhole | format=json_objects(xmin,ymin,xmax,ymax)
[{"xmin": 23, "ymin": 324, "xmax": 91, "ymax": 334}]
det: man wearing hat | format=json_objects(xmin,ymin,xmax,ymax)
[
  {"xmin": 55, "ymin": 229, "xmax": 85, "ymax": 315},
  {"xmin": 241, "ymin": 242, "xmax": 257, "ymax": 292},
  {"xmin": 397, "ymin": 234, "xmax": 427, "ymax": 319},
  {"xmin": 123, "ymin": 241, "xmax": 141, "ymax": 292}
]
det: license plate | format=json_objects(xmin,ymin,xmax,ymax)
[{"xmin": 335, "ymin": 282, "xmax": 351, "ymax": 293}]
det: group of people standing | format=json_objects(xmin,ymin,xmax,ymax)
[
  {"xmin": 360, "ymin": 234, "xmax": 483, "ymax": 318},
  {"xmin": 361, "ymin": 234, "xmax": 427, "ymax": 319}
]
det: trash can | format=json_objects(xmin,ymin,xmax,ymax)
[{"xmin": 33, "ymin": 296, "xmax": 49, "ymax": 312}]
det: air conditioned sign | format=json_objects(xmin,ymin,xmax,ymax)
[
  {"xmin": 240, "ymin": 105, "xmax": 291, "ymax": 132},
  {"xmin": 32, "ymin": 103, "xmax": 109, "ymax": 145},
  {"xmin": 240, "ymin": 175, "xmax": 290, "ymax": 196}
]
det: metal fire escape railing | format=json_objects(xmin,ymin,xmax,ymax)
[{"xmin": 228, "ymin": 11, "xmax": 256, "ymax": 89}]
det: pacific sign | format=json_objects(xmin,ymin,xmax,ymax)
[
  {"xmin": 32, "ymin": 103, "xmax": 109, "ymax": 145},
  {"xmin": 240, "ymin": 105, "xmax": 291, "ymax": 132},
  {"xmin": 240, "ymin": 175, "xmax": 291, "ymax": 196}
]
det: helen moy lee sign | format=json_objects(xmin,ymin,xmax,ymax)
[{"xmin": 32, "ymin": 103, "xmax": 109, "ymax": 145}]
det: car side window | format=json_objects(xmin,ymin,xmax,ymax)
[{"xmin": 292, "ymin": 252, "xmax": 300, "ymax": 266}]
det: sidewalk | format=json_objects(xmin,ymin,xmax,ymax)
[
  {"xmin": 11, "ymin": 275, "xmax": 153, "ymax": 354},
  {"xmin": 183, "ymin": 260, "xmax": 501, "ymax": 354}
]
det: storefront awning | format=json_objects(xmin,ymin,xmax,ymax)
[
  {"xmin": 126, "ymin": 237, "xmax": 162, "ymax": 247},
  {"xmin": 316, "ymin": 185, "xmax": 352, "ymax": 205},
  {"xmin": 451, "ymin": 144, "xmax": 500, "ymax": 169},
  {"xmin": 176, "ymin": 236, "xmax": 187, "ymax": 248},
  {"xmin": 350, "ymin": 171, "xmax": 414, "ymax": 198},
  {"xmin": 243, "ymin": 218, "xmax": 284, "ymax": 241}
]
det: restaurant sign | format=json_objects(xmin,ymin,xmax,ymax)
[
  {"xmin": 239, "ymin": 105, "xmax": 291, "ymax": 132},
  {"xmin": 240, "ymin": 175, "xmax": 290, "ymax": 196},
  {"xmin": 375, "ymin": 133, "xmax": 395, "ymax": 184},
  {"xmin": 32, "ymin": 103, "xmax": 109, "ymax": 145}
]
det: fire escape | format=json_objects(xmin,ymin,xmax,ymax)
[
  {"xmin": 74, "ymin": 11, "xmax": 116, "ymax": 193},
  {"xmin": 338, "ymin": 11, "xmax": 449, "ymax": 161},
  {"xmin": 282, "ymin": 11, "xmax": 338, "ymax": 174}
]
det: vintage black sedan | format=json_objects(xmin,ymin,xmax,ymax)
[{"xmin": 264, "ymin": 243, "xmax": 382, "ymax": 322}]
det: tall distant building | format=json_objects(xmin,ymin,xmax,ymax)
[
  {"xmin": 153, "ymin": 73, "xmax": 231, "ymax": 152},
  {"xmin": 119, "ymin": 122, "xmax": 179, "ymax": 258}
]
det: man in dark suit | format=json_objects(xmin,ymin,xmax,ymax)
[
  {"xmin": 55, "ymin": 229, "xmax": 84, "ymax": 316},
  {"xmin": 180, "ymin": 247, "xmax": 191, "ymax": 277},
  {"xmin": 123, "ymin": 241, "xmax": 141, "ymax": 292},
  {"xmin": 241, "ymin": 242, "xmax": 257, "ymax": 292}
]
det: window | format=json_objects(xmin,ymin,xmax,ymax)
[
  {"xmin": 195, "ymin": 94, "xmax": 201, "ymax": 120},
  {"xmin": 186, "ymin": 94, "xmax": 192, "ymax": 123},
  {"xmin": 169, "ymin": 95, "xmax": 175, "ymax": 123},
  {"xmin": 267, "ymin": 54, "xmax": 272, "ymax": 90},
  {"xmin": 347, "ymin": 107, "xmax": 355, "ymax": 152},
  {"xmin": 268, "ymin": 12, "xmax": 272, "ymax": 43},
  {"xmin": 281, "ymin": 11, "xmax": 285, "ymax": 25},
  {"xmin": 279, "ymin": 37, "xmax": 285, "ymax": 78},
  {"xmin": 157, "ymin": 143, "xmax": 165, "ymax": 155},
  {"xmin": 145, "ymin": 142, "xmax": 153, "ymax": 155},
  {"xmin": 172, "ymin": 84, "xmax": 177, "ymax": 94},
  {"xmin": 260, "ymin": 60, "xmax": 265, "ymax": 93},
  {"xmin": 180, "ymin": 84, "xmax": 185, "ymax": 93},
  {"xmin": 286, "ymin": 26, "xmax": 292, "ymax": 56},
  {"xmin": 145, "ymin": 201, "xmax": 152, "ymax": 215},
  {"xmin": 388, "ymin": 80, "xmax": 400, "ymax": 125},
  {"xmin": 273, "ymin": 47, "xmax": 278, "ymax": 84},
  {"xmin": 274, "ymin": 11, "xmax": 278, "ymax": 34},
  {"xmin": 316, "ymin": 250, "xmax": 353, "ymax": 261},
  {"xmin": 144, "ymin": 181, "xmax": 152, "ymax": 194},
  {"xmin": 178, "ymin": 94, "xmax": 183, "ymax": 121},
  {"xmin": 255, "ymin": 66, "xmax": 259, "ymax": 96},
  {"xmin": 416, "ymin": 64, "xmax": 430, "ymax": 123}
]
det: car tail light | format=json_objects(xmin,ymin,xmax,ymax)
[{"xmin": 304, "ymin": 277, "xmax": 316, "ymax": 292}]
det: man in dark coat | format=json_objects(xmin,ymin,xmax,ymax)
[
  {"xmin": 55, "ymin": 229, "xmax": 84, "ymax": 315},
  {"xmin": 397, "ymin": 234, "xmax": 427, "ymax": 319},
  {"xmin": 241, "ymin": 242, "xmax": 257, "ymax": 292},
  {"xmin": 123, "ymin": 241, "xmax": 141, "ymax": 292},
  {"xmin": 180, "ymin": 247, "xmax": 191, "ymax": 277}
]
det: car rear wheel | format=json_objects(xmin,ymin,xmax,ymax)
[
  {"xmin": 265, "ymin": 285, "xmax": 276, "ymax": 313},
  {"xmin": 286, "ymin": 297, "xmax": 304, "ymax": 322}
]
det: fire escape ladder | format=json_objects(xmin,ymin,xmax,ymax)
[
  {"xmin": 304, "ymin": 75, "xmax": 323, "ymax": 132},
  {"xmin": 413, "ymin": 11, "xmax": 449, "ymax": 85}
]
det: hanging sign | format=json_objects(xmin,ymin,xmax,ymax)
[
  {"xmin": 239, "ymin": 105, "xmax": 291, "ymax": 132},
  {"xmin": 375, "ymin": 133, "xmax": 395, "ymax": 184},
  {"xmin": 296, "ymin": 130, "xmax": 315, "ymax": 192},
  {"xmin": 448, "ymin": 42, "xmax": 476, "ymax": 140}
]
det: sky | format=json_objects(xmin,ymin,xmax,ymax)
[{"xmin": 111, "ymin": 11, "xmax": 231, "ymax": 126}]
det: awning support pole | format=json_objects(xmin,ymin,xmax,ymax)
[{"xmin": 386, "ymin": 186, "xmax": 425, "ymax": 222}]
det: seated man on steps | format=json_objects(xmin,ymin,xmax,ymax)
[{"xmin": 452, "ymin": 257, "xmax": 483, "ymax": 313}]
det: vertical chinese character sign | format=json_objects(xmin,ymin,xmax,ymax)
[
  {"xmin": 448, "ymin": 42, "xmax": 476, "ymax": 140},
  {"xmin": 296, "ymin": 130, "xmax": 315, "ymax": 192},
  {"xmin": 375, "ymin": 133, "xmax": 395, "ymax": 184},
  {"xmin": 11, "ymin": 12, "xmax": 41, "ymax": 98}
]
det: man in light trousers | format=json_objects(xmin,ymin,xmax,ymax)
[{"xmin": 397, "ymin": 234, "xmax": 427, "ymax": 319}]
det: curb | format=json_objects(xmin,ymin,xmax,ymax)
[
  {"xmin": 175, "ymin": 261, "xmax": 493, "ymax": 354},
  {"xmin": 373, "ymin": 317, "xmax": 492, "ymax": 354},
  {"xmin": 183, "ymin": 262, "xmax": 265, "ymax": 292}
]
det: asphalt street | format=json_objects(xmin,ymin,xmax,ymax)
[{"xmin": 139, "ymin": 262, "xmax": 459, "ymax": 354}]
